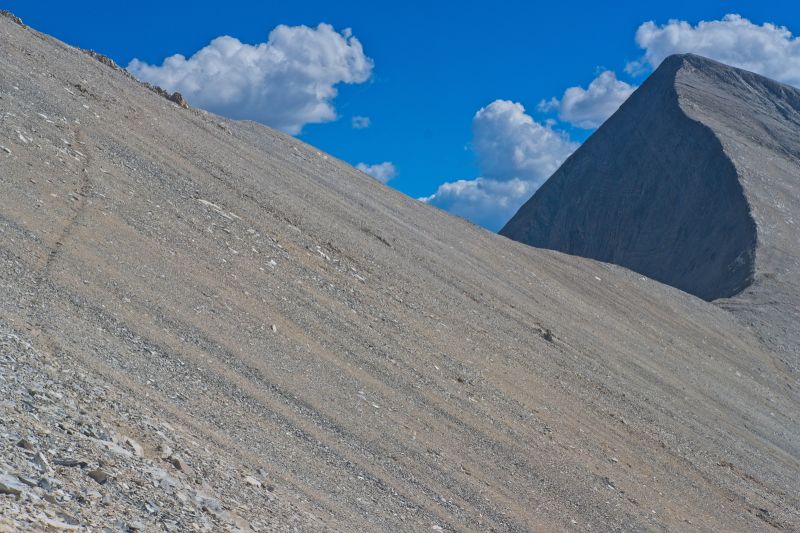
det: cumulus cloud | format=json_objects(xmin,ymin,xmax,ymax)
[
  {"xmin": 420, "ymin": 178, "xmax": 535, "ymax": 231},
  {"xmin": 351, "ymin": 115, "xmax": 371, "ymax": 129},
  {"xmin": 471, "ymin": 100, "xmax": 578, "ymax": 184},
  {"xmin": 128, "ymin": 24, "xmax": 373, "ymax": 134},
  {"xmin": 421, "ymin": 100, "xmax": 578, "ymax": 230},
  {"xmin": 628, "ymin": 14, "xmax": 800, "ymax": 86},
  {"xmin": 541, "ymin": 71, "xmax": 636, "ymax": 129},
  {"xmin": 356, "ymin": 161, "xmax": 397, "ymax": 184}
]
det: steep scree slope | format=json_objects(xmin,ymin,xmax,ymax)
[{"xmin": 1, "ymin": 17, "xmax": 798, "ymax": 531}]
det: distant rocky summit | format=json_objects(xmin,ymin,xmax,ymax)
[{"xmin": 502, "ymin": 54, "xmax": 800, "ymax": 365}]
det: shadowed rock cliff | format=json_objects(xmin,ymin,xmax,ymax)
[{"xmin": 502, "ymin": 54, "xmax": 800, "ymax": 365}]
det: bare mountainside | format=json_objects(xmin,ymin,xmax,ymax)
[
  {"xmin": 501, "ymin": 54, "xmax": 800, "ymax": 371},
  {"xmin": 0, "ymin": 14, "xmax": 798, "ymax": 531}
]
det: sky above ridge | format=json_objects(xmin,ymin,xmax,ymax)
[{"xmin": 6, "ymin": 1, "xmax": 800, "ymax": 230}]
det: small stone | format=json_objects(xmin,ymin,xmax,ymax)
[
  {"xmin": 87, "ymin": 468, "xmax": 110, "ymax": 484},
  {"xmin": 16, "ymin": 438, "xmax": 34, "ymax": 451},
  {"xmin": 124, "ymin": 437, "xmax": 143, "ymax": 457},
  {"xmin": 244, "ymin": 476, "xmax": 261, "ymax": 488},
  {"xmin": 40, "ymin": 517, "xmax": 79, "ymax": 531},
  {"xmin": 32, "ymin": 452, "xmax": 50, "ymax": 471},
  {"xmin": 0, "ymin": 474, "xmax": 24, "ymax": 496},
  {"xmin": 17, "ymin": 475, "xmax": 37, "ymax": 487},
  {"xmin": 128, "ymin": 521, "xmax": 146, "ymax": 531},
  {"xmin": 168, "ymin": 456, "xmax": 186, "ymax": 471},
  {"xmin": 54, "ymin": 458, "xmax": 87, "ymax": 468},
  {"xmin": 270, "ymin": 324, "xmax": 277, "ymax": 332},
  {"xmin": 196, "ymin": 494, "xmax": 223, "ymax": 517},
  {"xmin": 158, "ymin": 443, "xmax": 173, "ymax": 459},
  {"xmin": 168, "ymin": 92, "xmax": 188, "ymax": 109},
  {"xmin": 87, "ymin": 50, "xmax": 120, "ymax": 70}
]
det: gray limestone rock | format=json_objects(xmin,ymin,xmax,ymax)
[{"xmin": 502, "ymin": 54, "xmax": 800, "ymax": 365}]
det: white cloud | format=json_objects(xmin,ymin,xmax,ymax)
[
  {"xmin": 471, "ymin": 100, "xmax": 578, "ymax": 184},
  {"xmin": 356, "ymin": 161, "xmax": 397, "ymax": 184},
  {"xmin": 420, "ymin": 178, "xmax": 535, "ymax": 231},
  {"xmin": 128, "ymin": 24, "xmax": 373, "ymax": 134},
  {"xmin": 421, "ymin": 100, "xmax": 578, "ymax": 230},
  {"xmin": 351, "ymin": 115, "xmax": 371, "ymax": 129},
  {"xmin": 542, "ymin": 71, "xmax": 636, "ymax": 129},
  {"xmin": 629, "ymin": 14, "xmax": 800, "ymax": 87},
  {"xmin": 537, "ymin": 97, "xmax": 559, "ymax": 113}
]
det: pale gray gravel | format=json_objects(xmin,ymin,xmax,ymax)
[{"xmin": 1, "ymin": 13, "xmax": 798, "ymax": 531}]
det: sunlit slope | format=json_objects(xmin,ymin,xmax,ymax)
[{"xmin": 1, "ymin": 15, "xmax": 797, "ymax": 531}]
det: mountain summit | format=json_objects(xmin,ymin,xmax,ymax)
[{"xmin": 501, "ymin": 54, "xmax": 800, "ymax": 363}]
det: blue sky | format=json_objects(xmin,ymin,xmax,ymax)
[{"xmin": 6, "ymin": 1, "xmax": 800, "ymax": 229}]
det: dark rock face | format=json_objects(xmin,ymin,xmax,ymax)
[
  {"xmin": 0, "ymin": 10, "xmax": 24, "ymax": 27},
  {"xmin": 502, "ymin": 54, "xmax": 800, "ymax": 365},
  {"xmin": 168, "ymin": 91, "xmax": 189, "ymax": 109},
  {"xmin": 502, "ymin": 56, "xmax": 758, "ymax": 301}
]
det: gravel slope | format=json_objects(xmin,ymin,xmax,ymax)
[{"xmin": 1, "ymin": 14, "xmax": 798, "ymax": 531}]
